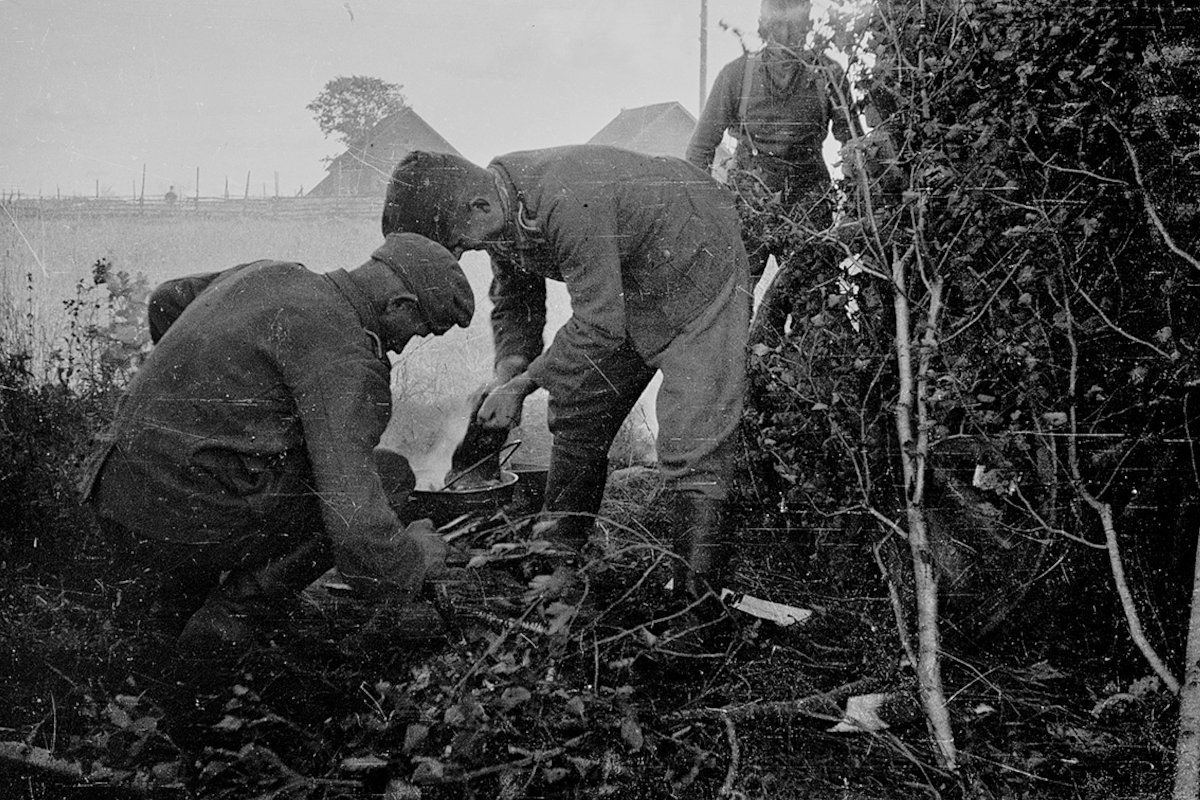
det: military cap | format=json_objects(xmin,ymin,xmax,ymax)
[{"xmin": 370, "ymin": 232, "xmax": 474, "ymax": 331}]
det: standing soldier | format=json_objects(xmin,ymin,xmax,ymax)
[
  {"xmin": 687, "ymin": 0, "xmax": 856, "ymax": 289},
  {"xmin": 382, "ymin": 145, "xmax": 750, "ymax": 599}
]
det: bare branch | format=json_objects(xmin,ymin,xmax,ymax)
[
  {"xmin": 1018, "ymin": 138, "xmax": 1127, "ymax": 185},
  {"xmin": 1012, "ymin": 485, "xmax": 1106, "ymax": 550},
  {"xmin": 0, "ymin": 740, "xmax": 85, "ymax": 782},
  {"xmin": 942, "ymin": 255, "xmax": 1026, "ymax": 344},
  {"xmin": 1172, "ymin": 522, "xmax": 1200, "ymax": 798},
  {"xmin": 1059, "ymin": 272, "xmax": 1182, "ymax": 694},
  {"xmin": 666, "ymin": 676, "xmax": 883, "ymax": 723},
  {"xmin": 1067, "ymin": 272, "xmax": 1175, "ymax": 361},
  {"xmin": 1081, "ymin": 492, "xmax": 1181, "ymax": 694},
  {"xmin": 874, "ymin": 537, "xmax": 919, "ymax": 670},
  {"xmin": 718, "ymin": 714, "xmax": 741, "ymax": 799},
  {"xmin": 1109, "ymin": 118, "xmax": 1200, "ymax": 275},
  {"xmin": 864, "ymin": 504, "xmax": 910, "ymax": 541}
]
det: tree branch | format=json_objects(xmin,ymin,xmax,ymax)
[
  {"xmin": 666, "ymin": 676, "xmax": 883, "ymax": 723},
  {"xmin": 718, "ymin": 714, "xmax": 741, "ymax": 799},
  {"xmin": 892, "ymin": 232, "xmax": 958, "ymax": 770},
  {"xmin": 1172, "ymin": 522, "xmax": 1200, "ymax": 798},
  {"xmin": 1067, "ymin": 271, "xmax": 1174, "ymax": 361},
  {"xmin": 0, "ymin": 741, "xmax": 85, "ymax": 782},
  {"xmin": 1109, "ymin": 118, "xmax": 1200, "ymax": 275},
  {"xmin": 1059, "ymin": 269, "xmax": 1182, "ymax": 694},
  {"xmin": 1079, "ymin": 491, "xmax": 1181, "ymax": 694},
  {"xmin": 874, "ymin": 536, "xmax": 919, "ymax": 670}
]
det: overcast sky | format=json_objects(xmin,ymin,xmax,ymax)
[{"xmin": 1, "ymin": 0, "xmax": 766, "ymax": 198}]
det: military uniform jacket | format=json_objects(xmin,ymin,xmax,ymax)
[
  {"xmin": 487, "ymin": 144, "xmax": 748, "ymax": 396},
  {"xmin": 80, "ymin": 261, "xmax": 421, "ymax": 597}
]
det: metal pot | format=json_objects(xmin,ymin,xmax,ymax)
[{"xmin": 406, "ymin": 469, "xmax": 519, "ymax": 526}]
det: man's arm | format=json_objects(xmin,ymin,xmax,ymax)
[
  {"xmin": 489, "ymin": 249, "xmax": 547, "ymax": 374},
  {"xmin": 275, "ymin": 310, "xmax": 434, "ymax": 601},
  {"xmin": 474, "ymin": 250, "xmax": 547, "ymax": 429},
  {"xmin": 147, "ymin": 271, "xmax": 224, "ymax": 343},
  {"xmin": 686, "ymin": 58, "xmax": 741, "ymax": 172}
]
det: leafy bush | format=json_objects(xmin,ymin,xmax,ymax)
[
  {"xmin": 0, "ymin": 258, "xmax": 150, "ymax": 571},
  {"xmin": 742, "ymin": 0, "xmax": 1200, "ymax": 648}
]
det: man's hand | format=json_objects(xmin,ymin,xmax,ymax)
[
  {"xmin": 337, "ymin": 519, "xmax": 449, "ymax": 602},
  {"xmin": 477, "ymin": 373, "xmax": 535, "ymax": 430}
]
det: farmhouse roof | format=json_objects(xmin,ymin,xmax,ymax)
[
  {"xmin": 586, "ymin": 101, "xmax": 697, "ymax": 159},
  {"xmin": 308, "ymin": 107, "xmax": 463, "ymax": 197}
]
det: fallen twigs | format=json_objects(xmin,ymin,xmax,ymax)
[
  {"xmin": 234, "ymin": 744, "xmax": 360, "ymax": 800},
  {"xmin": 664, "ymin": 676, "xmax": 885, "ymax": 725},
  {"xmin": 0, "ymin": 740, "xmax": 85, "ymax": 782},
  {"xmin": 718, "ymin": 713, "xmax": 741, "ymax": 799},
  {"xmin": 0, "ymin": 739, "xmax": 176, "ymax": 796}
]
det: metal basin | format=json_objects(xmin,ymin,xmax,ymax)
[{"xmin": 406, "ymin": 469, "xmax": 518, "ymax": 526}]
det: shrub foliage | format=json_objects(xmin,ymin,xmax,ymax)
[
  {"xmin": 1, "ymin": 259, "xmax": 149, "ymax": 569},
  {"xmin": 746, "ymin": 0, "xmax": 1200, "ymax": 655}
]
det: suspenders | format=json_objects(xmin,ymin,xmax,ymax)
[
  {"xmin": 738, "ymin": 49, "xmax": 832, "ymax": 159},
  {"xmin": 739, "ymin": 53, "xmax": 761, "ymax": 156}
]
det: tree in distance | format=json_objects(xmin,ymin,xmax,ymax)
[{"xmin": 307, "ymin": 75, "xmax": 408, "ymax": 149}]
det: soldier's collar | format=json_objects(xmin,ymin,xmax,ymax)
[
  {"xmin": 325, "ymin": 269, "xmax": 386, "ymax": 360},
  {"xmin": 489, "ymin": 164, "xmax": 541, "ymax": 247}
]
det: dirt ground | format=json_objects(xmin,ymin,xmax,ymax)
[{"xmin": 0, "ymin": 470, "xmax": 1181, "ymax": 799}]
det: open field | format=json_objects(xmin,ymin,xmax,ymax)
[{"xmin": 1, "ymin": 207, "xmax": 494, "ymax": 376}]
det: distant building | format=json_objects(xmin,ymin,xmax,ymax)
[
  {"xmin": 586, "ymin": 101, "xmax": 697, "ymax": 160},
  {"xmin": 307, "ymin": 107, "xmax": 462, "ymax": 197}
]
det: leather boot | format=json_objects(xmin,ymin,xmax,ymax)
[
  {"xmin": 667, "ymin": 491, "xmax": 732, "ymax": 601},
  {"xmin": 177, "ymin": 537, "xmax": 332, "ymax": 656},
  {"xmin": 538, "ymin": 443, "xmax": 609, "ymax": 549}
]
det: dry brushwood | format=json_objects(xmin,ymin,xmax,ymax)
[
  {"xmin": 0, "ymin": 740, "xmax": 174, "ymax": 795},
  {"xmin": 663, "ymin": 676, "xmax": 886, "ymax": 725}
]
